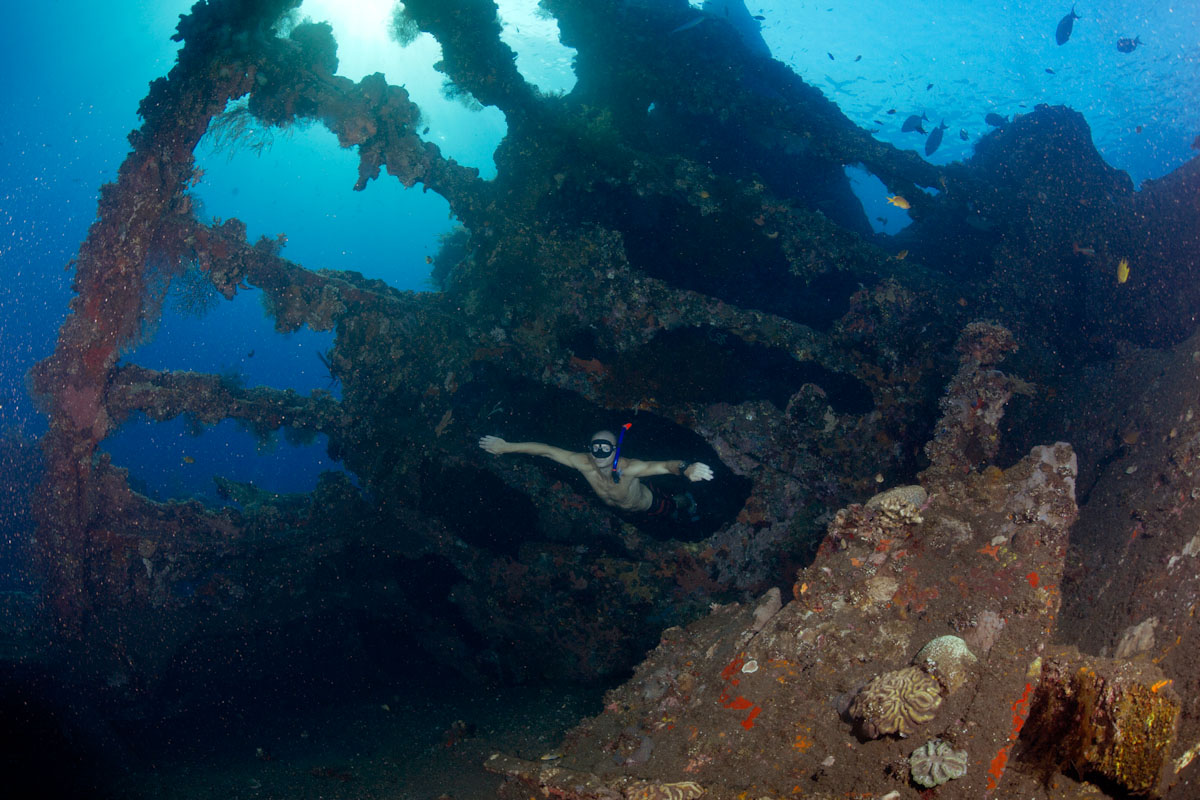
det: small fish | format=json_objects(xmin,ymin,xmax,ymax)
[
  {"xmin": 924, "ymin": 121, "xmax": 948, "ymax": 155},
  {"xmin": 901, "ymin": 113, "xmax": 928, "ymax": 133},
  {"xmin": 540, "ymin": 752, "xmax": 564, "ymax": 761},
  {"xmin": 958, "ymin": 128, "xmax": 969, "ymax": 141},
  {"xmin": 827, "ymin": 52, "xmax": 835, "ymax": 60},
  {"xmin": 1072, "ymin": 242, "xmax": 1096, "ymax": 257},
  {"xmin": 1192, "ymin": 135, "xmax": 1200, "ymax": 150},
  {"xmin": 425, "ymin": 255, "xmax": 434, "ymax": 263},
  {"xmin": 926, "ymin": 82, "xmax": 933, "ymax": 90},
  {"xmin": 984, "ymin": 112, "xmax": 1008, "ymax": 127},
  {"xmin": 182, "ymin": 455, "xmax": 195, "ymax": 464},
  {"xmin": 753, "ymin": 14, "xmax": 765, "ymax": 20},
  {"xmin": 875, "ymin": 216, "xmax": 888, "ymax": 225},
  {"xmin": 1045, "ymin": 67, "xmax": 1056, "ymax": 74},
  {"xmin": 1055, "ymin": 5, "xmax": 1080, "ymax": 46},
  {"xmin": 1135, "ymin": 125, "xmax": 1143, "ymax": 133},
  {"xmin": 669, "ymin": 17, "xmax": 707, "ymax": 35},
  {"xmin": 895, "ymin": 249, "xmax": 908, "ymax": 260},
  {"xmin": 1116, "ymin": 36, "xmax": 1141, "ymax": 53},
  {"xmin": 422, "ymin": 126, "xmax": 430, "ymax": 134},
  {"xmin": 854, "ymin": 54, "xmax": 862, "ymax": 62},
  {"xmin": 886, "ymin": 195, "xmax": 911, "ymax": 210},
  {"xmin": 1116, "ymin": 257, "xmax": 1130, "ymax": 284},
  {"xmin": 886, "ymin": 109, "xmax": 897, "ymax": 115},
  {"xmin": 246, "ymin": 350, "xmax": 255, "ymax": 358}
]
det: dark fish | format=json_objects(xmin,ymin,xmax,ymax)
[
  {"xmin": 753, "ymin": 15, "xmax": 766, "ymax": 20},
  {"xmin": 926, "ymin": 82, "xmax": 934, "ymax": 90},
  {"xmin": 1045, "ymin": 67, "xmax": 1055, "ymax": 74},
  {"xmin": 1192, "ymin": 135, "xmax": 1200, "ymax": 151},
  {"xmin": 901, "ymin": 112, "xmax": 928, "ymax": 133},
  {"xmin": 959, "ymin": 128, "xmax": 969, "ymax": 141},
  {"xmin": 924, "ymin": 121, "xmax": 948, "ymax": 156},
  {"xmin": 984, "ymin": 112, "xmax": 1008, "ymax": 127},
  {"xmin": 827, "ymin": 52, "xmax": 835, "ymax": 60},
  {"xmin": 886, "ymin": 109, "xmax": 897, "ymax": 115},
  {"xmin": 854, "ymin": 54, "xmax": 862, "ymax": 62},
  {"xmin": 1117, "ymin": 36, "xmax": 1141, "ymax": 53},
  {"xmin": 1055, "ymin": 5, "xmax": 1080, "ymax": 46}
]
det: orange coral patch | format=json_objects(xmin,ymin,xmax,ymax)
[
  {"xmin": 978, "ymin": 543, "xmax": 1001, "ymax": 559},
  {"xmin": 986, "ymin": 681, "xmax": 1033, "ymax": 791}
]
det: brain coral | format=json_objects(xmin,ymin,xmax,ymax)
[
  {"xmin": 909, "ymin": 738, "xmax": 970, "ymax": 787},
  {"xmin": 624, "ymin": 781, "xmax": 704, "ymax": 800},
  {"xmin": 848, "ymin": 665, "xmax": 943, "ymax": 738}
]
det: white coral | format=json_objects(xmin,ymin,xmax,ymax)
[
  {"xmin": 909, "ymin": 738, "xmax": 969, "ymax": 787},
  {"xmin": 865, "ymin": 485, "xmax": 927, "ymax": 526}
]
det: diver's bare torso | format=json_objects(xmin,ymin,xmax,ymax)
[{"xmin": 574, "ymin": 455, "xmax": 653, "ymax": 512}]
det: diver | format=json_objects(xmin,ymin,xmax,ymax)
[{"xmin": 478, "ymin": 429, "xmax": 713, "ymax": 522}]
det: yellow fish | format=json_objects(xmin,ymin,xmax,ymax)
[
  {"xmin": 182, "ymin": 455, "xmax": 195, "ymax": 464},
  {"xmin": 1117, "ymin": 257, "xmax": 1130, "ymax": 284},
  {"xmin": 886, "ymin": 195, "xmax": 911, "ymax": 210},
  {"xmin": 895, "ymin": 249, "xmax": 909, "ymax": 260}
]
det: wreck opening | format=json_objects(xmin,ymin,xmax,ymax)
[
  {"xmin": 494, "ymin": 0, "xmax": 577, "ymax": 96},
  {"xmin": 846, "ymin": 164, "xmax": 912, "ymax": 236},
  {"xmin": 132, "ymin": 285, "xmax": 339, "ymax": 394},
  {"xmin": 573, "ymin": 185, "xmax": 862, "ymax": 331},
  {"xmin": 594, "ymin": 325, "xmax": 874, "ymax": 415},
  {"xmin": 196, "ymin": 104, "xmax": 462, "ymax": 291},
  {"xmin": 298, "ymin": 0, "xmax": 509, "ymax": 178},
  {"xmin": 103, "ymin": 414, "xmax": 340, "ymax": 502},
  {"xmin": 459, "ymin": 365, "xmax": 751, "ymax": 540}
]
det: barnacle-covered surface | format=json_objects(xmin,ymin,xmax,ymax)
[
  {"xmin": 1020, "ymin": 647, "xmax": 1180, "ymax": 798},
  {"xmin": 14, "ymin": 0, "xmax": 1200, "ymax": 797}
]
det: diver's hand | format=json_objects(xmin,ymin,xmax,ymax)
[
  {"xmin": 685, "ymin": 462, "xmax": 714, "ymax": 481},
  {"xmin": 479, "ymin": 435, "xmax": 507, "ymax": 455}
]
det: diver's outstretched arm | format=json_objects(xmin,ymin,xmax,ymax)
[
  {"xmin": 478, "ymin": 435, "xmax": 579, "ymax": 467},
  {"xmin": 621, "ymin": 458, "xmax": 714, "ymax": 481}
]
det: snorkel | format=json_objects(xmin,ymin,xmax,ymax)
[{"xmin": 611, "ymin": 422, "xmax": 632, "ymax": 484}]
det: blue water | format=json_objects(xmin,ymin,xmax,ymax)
[{"xmin": 2, "ymin": 0, "xmax": 1195, "ymax": 500}]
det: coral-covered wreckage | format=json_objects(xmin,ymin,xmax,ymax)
[{"xmin": 15, "ymin": 0, "xmax": 1200, "ymax": 797}]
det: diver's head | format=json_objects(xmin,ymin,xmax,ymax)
[{"xmin": 588, "ymin": 429, "xmax": 617, "ymax": 466}]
